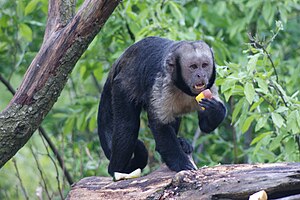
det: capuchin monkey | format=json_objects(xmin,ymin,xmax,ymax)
[{"xmin": 97, "ymin": 36, "xmax": 226, "ymax": 177}]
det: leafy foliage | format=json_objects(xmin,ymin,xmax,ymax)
[{"xmin": 0, "ymin": 0, "xmax": 299, "ymax": 199}]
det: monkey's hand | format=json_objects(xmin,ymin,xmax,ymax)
[
  {"xmin": 177, "ymin": 137, "xmax": 198, "ymax": 170},
  {"xmin": 167, "ymin": 154, "xmax": 197, "ymax": 172},
  {"xmin": 198, "ymin": 98, "xmax": 226, "ymax": 133}
]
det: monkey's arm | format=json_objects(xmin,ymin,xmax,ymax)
[
  {"xmin": 197, "ymin": 86, "xmax": 226, "ymax": 133},
  {"xmin": 147, "ymin": 113, "xmax": 196, "ymax": 171}
]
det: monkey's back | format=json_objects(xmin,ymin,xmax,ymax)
[{"xmin": 109, "ymin": 37, "xmax": 177, "ymax": 106}]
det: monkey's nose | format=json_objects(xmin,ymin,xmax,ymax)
[{"xmin": 197, "ymin": 73, "xmax": 205, "ymax": 78}]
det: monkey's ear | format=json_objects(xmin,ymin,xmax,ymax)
[{"xmin": 165, "ymin": 52, "xmax": 177, "ymax": 73}]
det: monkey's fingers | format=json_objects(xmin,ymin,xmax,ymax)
[{"xmin": 198, "ymin": 98, "xmax": 214, "ymax": 110}]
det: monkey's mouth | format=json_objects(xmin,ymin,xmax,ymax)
[{"xmin": 193, "ymin": 84, "xmax": 206, "ymax": 90}]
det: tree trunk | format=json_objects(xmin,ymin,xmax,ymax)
[
  {"xmin": 0, "ymin": 0, "xmax": 120, "ymax": 168},
  {"xmin": 67, "ymin": 163, "xmax": 300, "ymax": 200}
]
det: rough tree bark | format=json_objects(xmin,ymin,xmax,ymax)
[
  {"xmin": 67, "ymin": 163, "xmax": 300, "ymax": 200},
  {"xmin": 0, "ymin": 0, "xmax": 120, "ymax": 168}
]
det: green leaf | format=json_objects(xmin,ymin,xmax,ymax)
[
  {"xmin": 17, "ymin": 0, "xmax": 25, "ymax": 18},
  {"xmin": 250, "ymin": 97, "xmax": 264, "ymax": 112},
  {"xmin": 256, "ymin": 78, "xmax": 268, "ymax": 94},
  {"xmin": 242, "ymin": 115, "xmax": 255, "ymax": 133},
  {"xmin": 251, "ymin": 131, "xmax": 272, "ymax": 145},
  {"xmin": 271, "ymin": 113, "xmax": 284, "ymax": 128},
  {"xmin": 232, "ymin": 98, "xmax": 244, "ymax": 123},
  {"xmin": 275, "ymin": 106, "xmax": 288, "ymax": 113},
  {"xmin": 89, "ymin": 115, "xmax": 97, "ymax": 132},
  {"xmin": 93, "ymin": 66, "xmax": 103, "ymax": 81},
  {"xmin": 262, "ymin": 1, "xmax": 271, "ymax": 21},
  {"xmin": 253, "ymin": 134, "xmax": 271, "ymax": 156},
  {"xmin": 247, "ymin": 54, "xmax": 260, "ymax": 73},
  {"xmin": 191, "ymin": 7, "xmax": 201, "ymax": 28},
  {"xmin": 255, "ymin": 116, "xmax": 269, "ymax": 132},
  {"xmin": 25, "ymin": 0, "xmax": 40, "ymax": 16},
  {"xmin": 232, "ymin": 85, "xmax": 245, "ymax": 96},
  {"xmin": 278, "ymin": 8, "xmax": 288, "ymax": 24},
  {"xmin": 63, "ymin": 117, "xmax": 75, "ymax": 134},
  {"xmin": 168, "ymin": 2, "xmax": 185, "ymax": 26},
  {"xmin": 229, "ymin": 19, "xmax": 245, "ymax": 39},
  {"xmin": 296, "ymin": 110, "xmax": 300, "ymax": 130},
  {"xmin": 126, "ymin": 11, "xmax": 137, "ymax": 21},
  {"xmin": 221, "ymin": 78, "xmax": 236, "ymax": 93},
  {"xmin": 19, "ymin": 23, "xmax": 33, "ymax": 42},
  {"xmin": 77, "ymin": 113, "xmax": 86, "ymax": 131},
  {"xmin": 285, "ymin": 137, "xmax": 297, "ymax": 161},
  {"xmin": 269, "ymin": 133, "xmax": 285, "ymax": 151},
  {"xmin": 262, "ymin": 1, "xmax": 275, "ymax": 25},
  {"xmin": 80, "ymin": 66, "xmax": 88, "ymax": 80},
  {"xmin": 273, "ymin": 80, "xmax": 288, "ymax": 103},
  {"xmin": 287, "ymin": 110, "xmax": 300, "ymax": 134},
  {"xmin": 223, "ymin": 89, "xmax": 233, "ymax": 102},
  {"xmin": 244, "ymin": 82, "xmax": 255, "ymax": 104}
]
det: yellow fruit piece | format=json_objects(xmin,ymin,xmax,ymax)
[
  {"xmin": 195, "ymin": 92, "xmax": 205, "ymax": 110},
  {"xmin": 195, "ymin": 92, "xmax": 205, "ymax": 103}
]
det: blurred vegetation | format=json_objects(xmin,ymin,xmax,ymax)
[{"xmin": 0, "ymin": 0, "xmax": 299, "ymax": 199}]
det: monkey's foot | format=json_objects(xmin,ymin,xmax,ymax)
[{"xmin": 113, "ymin": 168, "xmax": 142, "ymax": 181}]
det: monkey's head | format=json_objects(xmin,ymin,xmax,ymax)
[{"xmin": 166, "ymin": 41, "xmax": 216, "ymax": 96}]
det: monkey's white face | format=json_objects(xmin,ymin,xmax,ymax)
[{"xmin": 178, "ymin": 42, "xmax": 214, "ymax": 95}]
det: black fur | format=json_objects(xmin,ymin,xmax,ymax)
[
  {"xmin": 97, "ymin": 36, "xmax": 226, "ymax": 176},
  {"xmin": 206, "ymin": 49, "xmax": 216, "ymax": 90},
  {"xmin": 174, "ymin": 56, "xmax": 195, "ymax": 96},
  {"xmin": 198, "ymin": 98, "xmax": 226, "ymax": 133}
]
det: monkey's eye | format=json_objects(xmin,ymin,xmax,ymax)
[
  {"xmin": 202, "ymin": 63, "xmax": 209, "ymax": 68},
  {"xmin": 189, "ymin": 64, "xmax": 198, "ymax": 70}
]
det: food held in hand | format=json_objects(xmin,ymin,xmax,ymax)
[
  {"xmin": 195, "ymin": 89, "xmax": 212, "ymax": 103},
  {"xmin": 195, "ymin": 89, "xmax": 212, "ymax": 110}
]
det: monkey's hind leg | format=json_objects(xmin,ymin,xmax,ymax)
[{"xmin": 108, "ymin": 86, "xmax": 148, "ymax": 176}]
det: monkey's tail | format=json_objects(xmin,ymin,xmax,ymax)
[{"xmin": 98, "ymin": 79, "xmax": 113, "ymax": 160}]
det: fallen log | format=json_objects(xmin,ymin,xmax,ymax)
[{"xmin": 67, "ymin": 162, "xmax": 300, "ymax": 200}]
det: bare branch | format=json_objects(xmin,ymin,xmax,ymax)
[
  {"xmin": 39, "ymin": 131, "xmax": 64, "ymax": 200},
  {"xmin": 12, "ymin": 158, "xmax": 29, "ymax": 200},
  {"xmin": 0, "ymin": 74, "xmax": 16, "ymax": 95},
  {"xmin": 39, "ymin": 127, "xmax": 74, "ymax": 185},
  {"xmin": 30, "ymin": 145, "xmax": 52, "ymax": 199}
]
